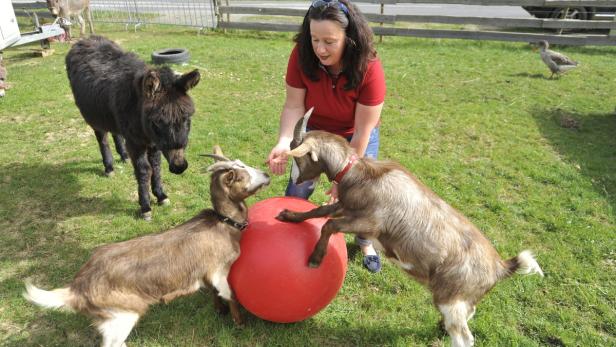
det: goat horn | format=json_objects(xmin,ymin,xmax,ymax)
[
  {"xmin": 205, "ymin": 161, "xmax": 234, "ymax": 173},
  {"xmin": 213, "ymin": 145, "xmax": 231, "ymax": 160},
  {"xmin": 287, "ymin": 142, "xmax": 311, "ymax": 158},
  {"xmin": 201, "ymin": 153, "xmax": 229, "ymax": 162},
  {"xmin": 200, "ymin": 145, "xmax": 231, "ymax": 162},
  {"xmin": 293, "ymin": 107, "xmax": 314, "ymax": 144}
]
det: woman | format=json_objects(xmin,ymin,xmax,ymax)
[{"xmin": 267, "ymin": 0, "xmax": 386, "ymax": 272}]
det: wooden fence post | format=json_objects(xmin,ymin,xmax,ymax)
[
  {"xmin": 223, "ymin": 0, "xmax": 229, "ymax": 33},
  {"xmin": 226, "ymin": 0, "xmax": 230, "ymax": 24},
  {"xmin": 611, "ymin": 9, "xmax": 616, "ymax": 37},
  {"xmin": 214, "ymin": 0, "xmax": 221, "ymax": 30},
  {"xmin": 557, "ymin": 7, "xmax": 569, "ymax": 35},
  {"xmin": 379, "ymin": 3, "xmax": 384, "ymax": 43}
]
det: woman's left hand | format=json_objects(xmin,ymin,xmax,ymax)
[
  {"xmin": 266, "ymin": 142, "xmax": 290, "ymax": 175},
  {"xmin": 325, "ymin": 183, "xmax": 339, "ymax": 204}
]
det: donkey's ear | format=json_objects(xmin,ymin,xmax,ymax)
[
  {"xmin": 177, "ymin": 69, "xmax": 200, "ymax": 91},
  {"xmin": 143, "ymin": 70, "xmax": 161, "ymax": 99}
]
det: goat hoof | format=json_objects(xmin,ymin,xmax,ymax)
[
  {"xmin": 275, "ymin": 210, "xmax": 290, "ymax": 221},
  {"xmin": 276, "ymin": 210, "xmax": 300, "ymax": 223},
  {"xmin": 308, "ymin": 261, "xmax": 321, "ymax": 268},
  {"xmin": 158, "ymin": 198, "xmax": 170, "ymax": 206},
  {"xmin": 308, "ymin": 258, "xmax": 322, "ymax": 268},
  {"xmin": 142, "ymin": 211, "xmax": 152, "ymax": 221},
  {"xmin": 438, "ymin": 319, "xmax": 446, "ymax": 333},
  {"xmin": 214, "ymin": 303, "xmax": 229, "ymax": 315},
  {"xmin": 215, "ymin": 306, "xmax": 229, "ymax": 315}
]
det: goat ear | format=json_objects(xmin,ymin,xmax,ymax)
[
  {"xmin": 287, "ymin": 143, "xmax": 311, "ymax": 158},
  {"xmin": 310, "ymin": 151, "xmax": 318, "ymax": 162},
  {"xmin": 143, "ymin": 70, "xmax": 161, "ymax": 99},
  {"xmin": 177, "ymin": 69, "xmax": 200, "ymax": 91},
  {"xmin": 223, "ymin": 170, "xmax": 235, "ymax": 186}
]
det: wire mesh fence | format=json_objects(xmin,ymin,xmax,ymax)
[{"xmin": 90, "ymin": 0, "xmax": 218, "ymax": 29}]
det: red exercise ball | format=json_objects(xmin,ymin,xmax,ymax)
[{"xmin": 228, "ymin": 197, "xmax": 348, "ymax": 323}]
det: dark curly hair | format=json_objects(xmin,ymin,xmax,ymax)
[{"xmin": 294, "ymin": 0, "xmax": 377, "ymax": 90}]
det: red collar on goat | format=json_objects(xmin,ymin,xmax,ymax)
[{"xmin": 333, "ymin": 154, "xmax": 359, "ymax": 184}]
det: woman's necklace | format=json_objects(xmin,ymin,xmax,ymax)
[
  {"xmin": 328, "ymin": 67, "xmax": 341, "ymax": 89},
  {"xmin": 319, "ymin": 63, "xmax": 342, "ymax": 89}
]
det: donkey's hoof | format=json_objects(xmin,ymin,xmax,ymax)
[
  {"xmin": 104, "ymin": 170, "xmax": 115, "ymax": 177},
  {"xmin": 142, "ymin": 211, "xmax": 152, "ymax": 221},
  {"xmin": 159, "ymin": 198, "xmax": 171, "ymax": 206}
]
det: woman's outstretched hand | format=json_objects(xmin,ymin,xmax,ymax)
[
  {"xmin": 325, "ymin": 183, "xmax": 339, "ymax": 204},
  {"xmin": 267, "ymin": 142, "xmax": 290, "ymax": 175}
]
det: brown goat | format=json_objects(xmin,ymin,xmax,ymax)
[
  {"xmin": 24, "ymin": 146, "xmax": 270, "ymax": 347},
  {"xmin": 276, "ymin": 109, "xmax": 544, "ymax": 347}
]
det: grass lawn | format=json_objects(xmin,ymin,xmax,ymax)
[{"xmin": 0, "ymin": 24, "xmax": 615, "ymax": 346}]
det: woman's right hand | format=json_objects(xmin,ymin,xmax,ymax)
[{"xmin": 267, "ymin": 142, "xmax": 290, "ymax": 175}]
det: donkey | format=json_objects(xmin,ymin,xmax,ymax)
[
  {"xmin": 66, "ymin": 35, "xmax": 200, "ymax": 220},
  {"xmin": 24, "ymin": 146, "xmax": 270, "ymax": 347},
  {"xmin": 46, "ymin": 0, "xmax": 94, "ymax": 41},
  {"xmin": 276, "ymin": 109, "xmax": 544, "ymax": 347}
]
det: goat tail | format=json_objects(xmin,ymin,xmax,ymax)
[
  {"xmin": 501, "ymin": 250, "xmax": 544, "ymax": 279},
  {"xmin": 23, "ymin": 281, "xmax": 75, "ymax": 311}
]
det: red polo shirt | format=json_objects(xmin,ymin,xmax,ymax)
[{"xmin": 285, "ymin": 45, "xmax": 386, "ymax": 137}]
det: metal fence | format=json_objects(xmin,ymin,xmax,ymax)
[
  {"xmin": 11, "ymin": 0, "xmax": 218, "ymax": 29},
  {"xmin": 90, "ymin": 0, "xmax": 217, "ymax": 29},
  {"xmin": 12, "ymin": 0, "xmax": 218, "ymax": 29}
]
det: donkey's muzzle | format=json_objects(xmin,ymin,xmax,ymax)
[
  {"xmin": 169, "ymin": 160, "xmax": 188, "ymax": 174},
  {"xmin": 164, "ymin": 149, "xmax": 188, "ymax": 174}
]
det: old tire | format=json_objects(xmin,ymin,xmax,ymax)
[{"xmin": 151, "ymin": 48, "xmax": 190, "ymax": 65}]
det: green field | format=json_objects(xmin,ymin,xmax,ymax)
[{"xmin": 1, "ymin": 25, "xmax": 615, "ymax": 346}]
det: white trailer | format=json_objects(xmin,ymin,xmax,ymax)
[
  {"xmin": 1, "ymin": 1, "xmax": 65, "ymax": 97},
  {"xmin": 0, "ymin": 1, "xmax": 22, "ymax": 50},
  {"xmin": 1, "ymin": 1, "xmax": 64, "ymax": 51}
]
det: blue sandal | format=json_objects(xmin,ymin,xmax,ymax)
[{"xmin": 362, "ymin": 255, "xmax": 382, "ymax": 273}]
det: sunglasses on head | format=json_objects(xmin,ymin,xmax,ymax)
[{"xmin": 310, "ymin": 0, "xmax": 349, "ymax": 15}]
